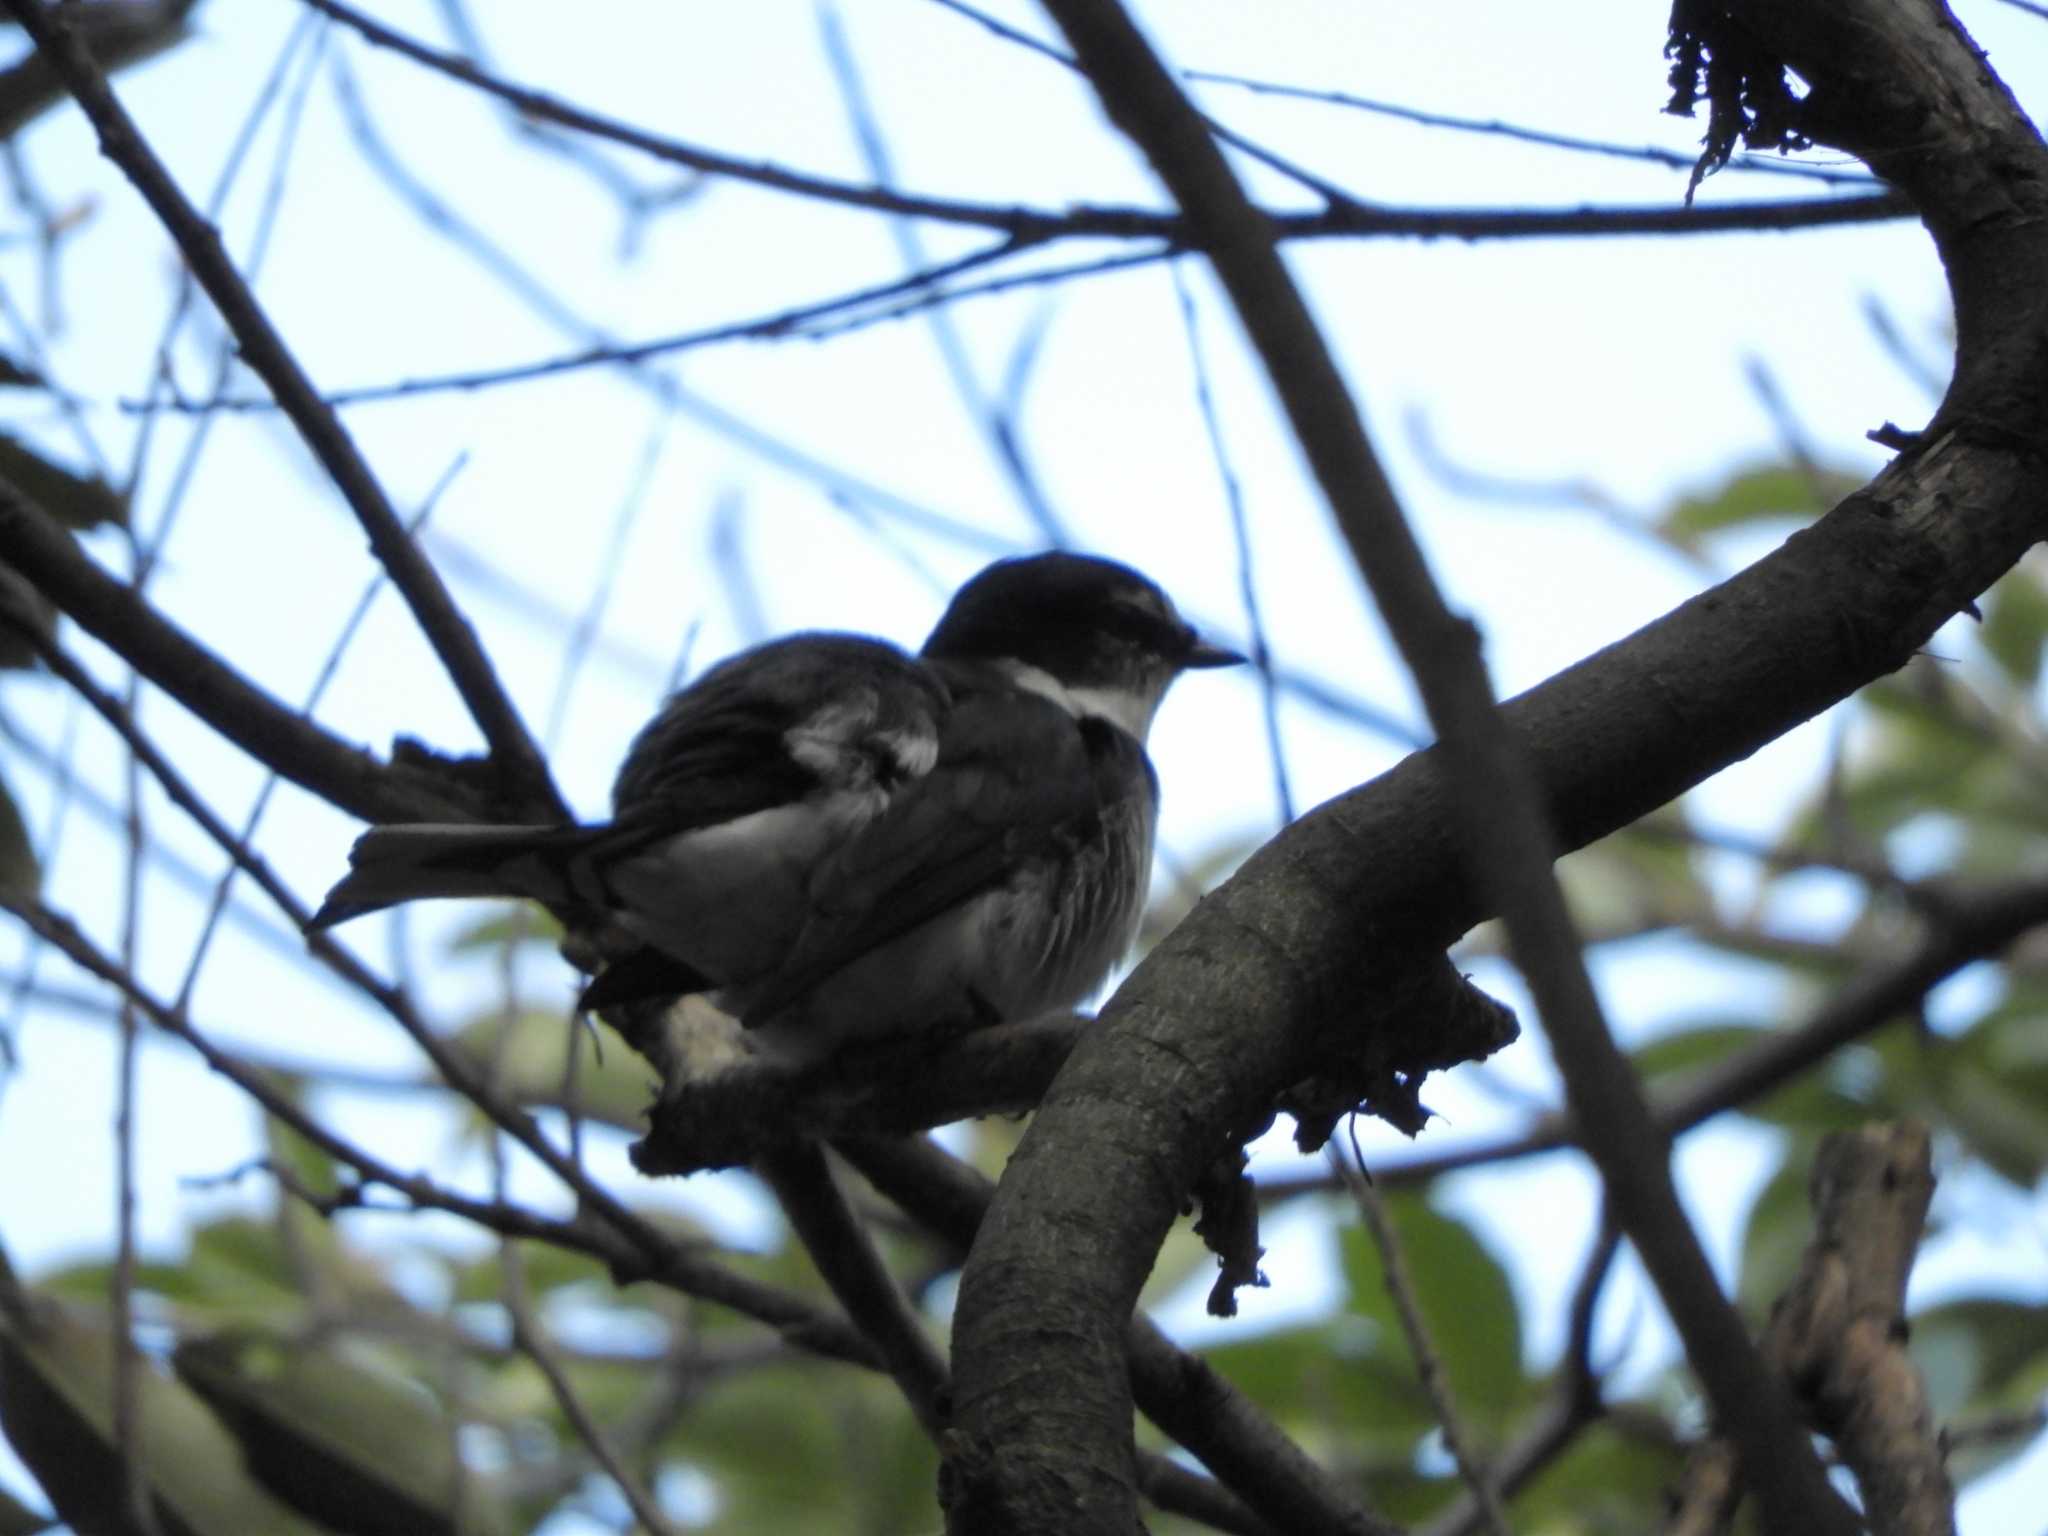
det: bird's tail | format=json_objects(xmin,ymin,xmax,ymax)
[{"xmin": 308, "ymin": 822, "xmax": 604, "ymax": 929}]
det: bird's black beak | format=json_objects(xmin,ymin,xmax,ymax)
[{"xmin": 1183, "ymin": 635, "xmax": 1247, "ymax": 669}]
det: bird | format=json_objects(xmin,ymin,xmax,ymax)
[{"xmin": 309, "ymin": 552, "xmax": 1242, "ymax": 1064}]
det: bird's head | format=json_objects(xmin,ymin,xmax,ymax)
[{"xmin": 922, "ymin": 552, "xmax": 1244, "ymax": 741}]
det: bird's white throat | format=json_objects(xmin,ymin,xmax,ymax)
[{"xmin": 1001, "ymin": 661, "xmax": 1165, "ymax": 742}]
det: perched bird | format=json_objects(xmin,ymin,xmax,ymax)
[{"xmin": 310, "ymin": 552, "xmax": 1241, "ymax": 1061}]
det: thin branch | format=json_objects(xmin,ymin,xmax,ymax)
[
  {"xmin": 174, "ymin": 470, "xmax": 459, "ymax": 1015},
  {"xmin": 300, "ymin": 0, "xmax": 1910, "ymax": 243},
  {"xmin": 0, "ymin": 609, "xmax": 904, "ymax": 1375},
  {"xmin": 754, "ymin": 1143, "xmax": 949, "ymax": 1435},
  {"xmin": 1183, "ymin": 69, "xmax": 1878, "ymax": 187},
  {"xmin": 144, "ymin": 228, "xmax": 1038, "ymax": 413},
  {"xmin": 1174, "ymin": 265, "xmax": 1292, "ymax": 823},
  {"xmin": 1330, "ymin": 1137, "xmax": 1508, "ymax": 1536},
  {"xmin": 129, "ymin": 11, "xmax": 329, "ymax": 586},
  {"xmin": 316, "ymin": 43, "xmax": 1027, "ymax": 557},
  {"xmin": 816, "ymin": 6, "xmax": 1072, "ymax": 548},
  {"xmin": 0, "ymin": 895, "xmax": 883, "ymax": 1370},
  {"xmin": 503, "ymin": 1257, "xmax": 680, "ymax": 1536},
  {"xmin": 111, "ymin": 672, "xmax": 158, "ymax": 1536},
  {"xmin": 0, "ymin": 710, "xmax": 311, "ymax": 971},
  {"xmin": 5, "ymin": 0, "xmax": 564, "ymax": 819},
  {"xmin": 1418, "ymin": 1215, "xmax": 1621, "ymax": 1536}
]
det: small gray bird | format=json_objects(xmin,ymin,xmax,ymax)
[{"xmin": 310, "ymin": 552, "xmax": 1241, "ymax": 1061}]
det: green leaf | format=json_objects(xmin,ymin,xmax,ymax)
[
  {"xmin": 1200, "ymin": 1317, "xmax": 1423, "ymax": 1456},
  {"xmin": 1508, "ymin": 1410, "xmax": 1687, "ymax": 1533},
  {"xmin": 1735, "ymin": 1152, "xmax": 1810, "ymax": 1309},
  {"xmin": 1932, "ymin": 998, "xmax": 2048, "ymax": 1186},
  {"xmin": 1979, "ymin": 565, "xmax": 2048, "ymax": 686},
  {"xmin": 440, "ymin": 903, "xmax": 565, "ymax": 957},
  {"xmin": 1557, "ymin": 822, "xmax": 1715, "ymax": 939},
  {"xmin": 1659, "ymin": 460, "xmax": 1863, "ymax": 546},
  {"xmin": 445, "ymin": 1008, "xmax": 659, "ymax": 1131},
  {"xmin": 174, "ymin": 1329, "xmax": 516, "ymax": 1536},
  {"xmin": 670, "ymin": 1363, "xmax": 934, "ymax": 1534},
  {"xmin": 1336, "ymin": 1191, "xmax": 1532, "ymax": 1437},
  {"xmin": 0, "ymin": 1293, "xmax": 325, "ymax": 1536},
  {"xmin": 1911, "ymin": 1295, "xmax": 2048, "ymax": 1487},
  {"xmin": 0, "ymin": 434, "xmax": 126, "ymax": 531},
  {"xmin": 0, "ymin": 770, "xmax": 36, "ymax": 901}
]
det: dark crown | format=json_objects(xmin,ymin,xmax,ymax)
[{"xmin": 923, "ymin": 553, "xmax": 1201, "ymax": 685}]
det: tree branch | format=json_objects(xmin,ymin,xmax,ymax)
[
  {"xmin": 946, "ymin": 1, "xmax": 2048, "ymax": 1531},
  {"xmin": 838, "ymin": 1135, "xmax": 1393, "ymax": 1536},
  {"xmin": 4, "ymin": 0, "xmax": 564, "ymax": 820},
  {"xmin": 300, "ymin": 0, "xmax": 1907, "ymax": 245},
  {"xmin": 1671, "ymin": 1122, "xmax": 1955, "ymax": 1536},
  {"xmin": 0, "ymin": 896, "xmax": 883, "ymax": 1369}
]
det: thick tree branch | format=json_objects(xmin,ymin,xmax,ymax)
[
  {"xmin": 757, "ymin": 1142, "xmax": 1279, "ymax": 1536},
  {"xmin": 839, "ymin": 1135, "xmax": 1395, "ymax": 1536},
  {"xmin": 4, "ymin": 0, "xmax": 565, "ymax": 821},
  {"xmin": 1267, "ymin": 875, "xmax": 2048, "ymax": 1195},
  {"xmin": 632, "ymin": 952, "xmax": 1512, "ymax": 1176},
  {"xmin": 1672, "ymin": 1123, "xmax": 1954, "ymax": 1536},
  {"xmin": 1768, "ymin": 1122, "xmax": 1953, "ymax": 1536},
  {"xmin": 946, "ymin": 2, "xmax": 2048, "ymax": 1532}
]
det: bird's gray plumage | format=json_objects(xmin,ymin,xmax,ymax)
[{"xmin": 309, "ymin": 553, "xmax": 1238, "ymax": 1063}]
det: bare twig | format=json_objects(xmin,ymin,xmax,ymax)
[
  {"xmin": 5, "ymin": 0, "xmax": 564, "ymax": 819},
  {"xmin": 1174, "ymin": 265, "xmax": 1291, "ymax": 822},
  {"xmin": 0, "ymin": 896, "xmax": 884, "ymax": 1369},
  {"xmin": 1419, "ymin": 1215, "xmax": 1622, "ymax": 1536},
  {"xmin": 143, "ymin": 226, "xmax": 1040, "ymax": 413},
  {"xmin": 1182, "ymin": 69, "xmax": 1878, "ymax": 187},
  {"xmin": 111, "ymin": 663, "xmax": 158, "ymax": 1536},
  {"xmin": 301, "ymin": 0, "xmax": 1911, "ymax": 243},
  {"xmin": 314, "ymin": 44, "xmax": 1031, "ymax": 556},
  {"xmin": 502, "ymin": 1249, "xmax": 680, "ymax": 1536},
  {"xmin": 1330, "ymin": 1136, "xmax": 1508, "ymax": 1536},
  {"xmin": 817, "ymin": 7, "xmax": 1072, "ymax": 549},
  {"xmin": 755, "ymin": 1143, "xmax": 948, "ymax": 1434}
]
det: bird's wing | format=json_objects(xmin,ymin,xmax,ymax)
[
  {"xmin": 737, "ymin": 684, "xmax": 1116, "ymax": 1022},
  {"xmin": 611, "ymin": 632, "xmax": 946, "ymax": 828},
  {"xmin": 574, "ymin": 634, "xmax": 950, "ymax": 998}
]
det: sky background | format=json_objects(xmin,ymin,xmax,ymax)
[{"xmin": 2, "ymin": 0, "xmax": 2044, "ymax": 1528}]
